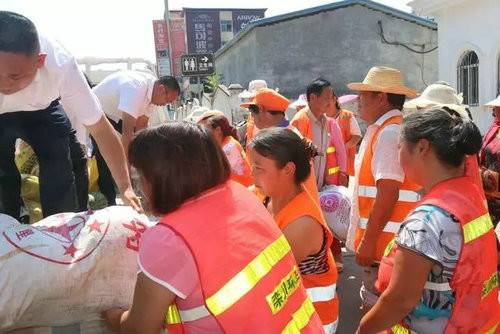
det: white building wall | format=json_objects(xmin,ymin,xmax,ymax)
[{"xmin": 411, "ymin": 0, "xmax": 500, "ymax": 133}]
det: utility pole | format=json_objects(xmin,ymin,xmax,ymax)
[{"xmin": 163, "ymin": 0, "xmax": 174, "ymax": 76}]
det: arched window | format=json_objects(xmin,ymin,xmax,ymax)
[{"xmin": 457, "ymin": 51, "xmax": 479, "ymax": 106}]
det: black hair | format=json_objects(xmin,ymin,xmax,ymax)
[
  {"xmin": 129, "ymin": 122, "xmax": 230, "ymax": 214},
  {"xmin": 249, "ymin": 127, "xmax": 319, "ymax": 184},
  {"xmin": 387, "ymin": 93, "xmax": 406, "ymax": 111},
  {"xmin": 158, "ymin": 75, "xmax": 181, "ymax": 93},
  {"xmin": 332, "ymin": 88, "xmax": 341, "ymax": 109},
  {"xmin": 306, "ymin": 78, "xmax": 332, "ymax": 102},
  {"xmin": 0, "ymin": 11, "xmax": 40, "ymax": 56},
  {"xmin": 402, "ymin": 108, "xmax": 482, "ymax": 167}
]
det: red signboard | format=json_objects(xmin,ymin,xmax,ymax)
[
  {"xmin": 170, "ymin": 18, "xmax": 187, "ymax": 77},
  {"xmin": 152, "ymin": 20, "xmax": 169, "ymax": 51}
]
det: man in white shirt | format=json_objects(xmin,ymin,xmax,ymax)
[
  {"xmin": 92, "ymin": 71, "xmax": 180, "ymax": 205},
  {"xmin": 346, "ymin": 66, "xmax": 419, "ymax": 308},
  {"xmin": 0, "ymin": 11, "xmax": 142, "ymax": 219}
]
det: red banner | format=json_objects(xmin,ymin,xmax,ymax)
[
  {"xmin": 170, "ymin": 18, "xmax": 187, "ymax": 77},
  {"xmin": 152, "ymin": 20, "xmax": 169, "ymax": 51}
]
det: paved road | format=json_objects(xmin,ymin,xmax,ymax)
[{"xmin": 337, "ymin": 250, "xmax": 364, "ymax": 334}]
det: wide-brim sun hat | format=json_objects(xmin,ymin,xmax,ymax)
[
  {"xmin": 485, "ymin": 94, "xmax": 500, "ymax": 108},
  {"xmin": 347, "ymin": 66, "xmax": 418, "ymax": 98},
  {"xmin": 239, "ymin": 80, "xmax": 268, "ymax": 99},
  {"xmin": 289, "ymin": 94, "xmax": 308, "ymax": 109},
  {"xmin": 405, "ymin": 83, "xmax": 470, "ymax": 120}
]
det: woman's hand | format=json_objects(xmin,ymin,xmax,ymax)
[{"xmin": 102, "ymin": 308, "xmax": 126, "ymax": 333}]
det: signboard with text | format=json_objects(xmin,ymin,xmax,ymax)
[
  {"xmin": 181, "ymin": 53, "xmax": 215, "ymax": 77},
  {"xmin": 185, "ymin": 10, "xmax": 221, "ymax": 54},
  {"xmin": 152, "ymin": 20, "xmax": 171, "ymax": 76}
]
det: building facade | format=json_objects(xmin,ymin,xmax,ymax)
[
  {"xmin": 214, "ymin": 0, "xmax": 438, "ymax": 104},
  {"xmin": 409, "ymin": 0, "xmax": 500, "ymax": 132}
]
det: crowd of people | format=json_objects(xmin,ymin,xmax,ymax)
[{"xmin": 1, "ymin": 10, "xmax": 499, "ymax": 334}]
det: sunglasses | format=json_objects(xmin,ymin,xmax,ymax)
[{"xmin": 248, "ymin": 105, "xmax": 260, "ymax": 114}]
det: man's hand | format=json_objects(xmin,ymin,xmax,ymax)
[
  {"xmin": 482, "ymin": 169, "xmax": 497, "ymax": 192},
  {"xmin": 122, "ymin": 186, "xmax": 143, "ymax": 213},
  {"xmin": 87, "ymin": 116, "xmax": 143, "ymax": 213},
  {"xmin": 356, "ymin": 236, "xmax": 377, "ymax": 267}
]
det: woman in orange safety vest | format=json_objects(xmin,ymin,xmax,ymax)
[
  {"xmin": 358, "ymin": 107, "xmax": 499, "ymax": 333},
  {"xmin": 103, "ymin": 122, "xmax": 323, "ymax": 333},
  {"xmin": 249, "ymin": 127, "xmax": 339, "ymax": 334},
  {"xmin": 198, "ymin": 111, "xmax": 253, "ymax": 187}
]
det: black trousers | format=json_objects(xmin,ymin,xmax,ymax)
[
  {"xmin": 0, "ymin": 100, "xmax": 88, "ymax": 220},
  {"xmin": 91, "ymin": 118, "xmax": 122, "ymax": 206}
]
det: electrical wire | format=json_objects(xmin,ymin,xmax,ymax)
[{"xmin": 377, "ymin": 21, "xmax": 438, "ymax": 54}]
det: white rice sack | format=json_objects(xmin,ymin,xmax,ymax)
[
  {"xmin": 0, "ymin": 206, "xmax": 155, "ymax": 333},
  {"xmin": 319, "ymin": 185, "xmax": 351, "ymax": 241}
]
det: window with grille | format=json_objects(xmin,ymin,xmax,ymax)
[
  {"xmin": 457, "ymin": 51, "xmax": 479, "ymax": 106},
  {"xmin": 220, "ymin": 20, "xmax": 233, "ymax": 33}
]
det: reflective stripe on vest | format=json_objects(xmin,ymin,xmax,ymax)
[
  {"xmin": 482, "ymin": 272, "xmax": 499, "ymax": 299},
  {"xmin": 485, "ymin": 322, "xmax": 499, "ymax": 334},
  {"xmin": 306, "ymin": 283, "xmax": 336, "ymax": 303},
  {"xmin": 266, "ymin": 267, "xmax": 302, "ymax": 315},
  {"xmin": 358, "ymin": 185, "xmax": 420, "ymax": 203},
  {"xmin": 391, "ymin": 324, "xmax": 417, "ymax": 334},
  {"xmin": 328, "ymin": 167, "xmax": 340, "ymax": 175},
  {"xmin": 359, "ymin": 218, "xmax": 401, "ymax": 234},
  {"xmin": 281, "ymin": 298, "xmax": 316, "ymax": 334},
  {"xmin": 326, "ymin": 146, "xmax": 336, "ymax": 154},
  {"xmin": 323, "ymin": 319, "xmax": 339, "ymax": 334},
  {"xmin": 165, "ymin": 304, "xmax": 211, "ymax": 324},
  {"xmin": 206, "ymin": 234, "xmax": 291, "ymax": 316},
  {"xmin": 463, "ymin": 214, "xmax": 494, "ymax": 244}
]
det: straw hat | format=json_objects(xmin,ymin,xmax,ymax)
[
  {"xmin": 404, "ymin": 83, "xmax": 470, "ymax": 120},
  {"xmin": 239, "ymin": 80, "xmax": 268, "ymax": 99},
  {"xmin": 485, "ymin": 94, "xmax": 500, "ymax": 108},
  {"xmin": 347, "ymin": 66, "xmax": 417, "ymax": 98}
]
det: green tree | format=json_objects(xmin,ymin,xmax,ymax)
[{"xmin": 204, "ymin": 73, "xmax": 222, "ymax": 93}]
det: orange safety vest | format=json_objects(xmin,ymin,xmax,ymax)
[
  {"xmin": 337, "ymin": 109, "xmax": 356, "ymax": 176},
  {"xmin": 465, "ymin": 154, "xmax": 488, "ymax": 203},
  {"xmin": 291, "ymin": 109, "xmax": 341, "ymax": 186},
  {"xmin": 222, "ymin": 136, "xmax": 253, "ymax": 187},
  {"xmin": 160, "ymin": 181, "xmax": 324, "ymax": 333},
  {"xmin": 376, "ymin": 176, "xmax": 499, "ymax": 334},
  {"xmin": 274, "ymin": 189, "xmax": 339, "ymax": 334},
  {"xmin": 354, "ymin": 115, "xmax": 421, "ymax": 261},
  {"xmin": 247, "ymin": 118, "xmax": 321, "ymax": 204}
]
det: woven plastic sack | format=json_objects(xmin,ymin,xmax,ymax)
[
  {"xmin": 319, "ymin": 185, "xmax": 351, "ymax": 241},
  {"xmin": 0, "ymin": 206, "xmax": 154, "ymax": 332}
]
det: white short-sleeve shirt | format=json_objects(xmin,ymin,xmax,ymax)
[
  {"xmin": 92, "ymin": 70, "xmax": 157, "ymax": 123},
  {"xmin": 349, "ymin": 115, "xmax": 362, "ymax": 136},
  {"xmin": 347, "ymin": 109, "xmax": 405, "ymax": 250},
  {"xmin": 0, "ymin": 34, "xmax": 104, "ymax": 143}
]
